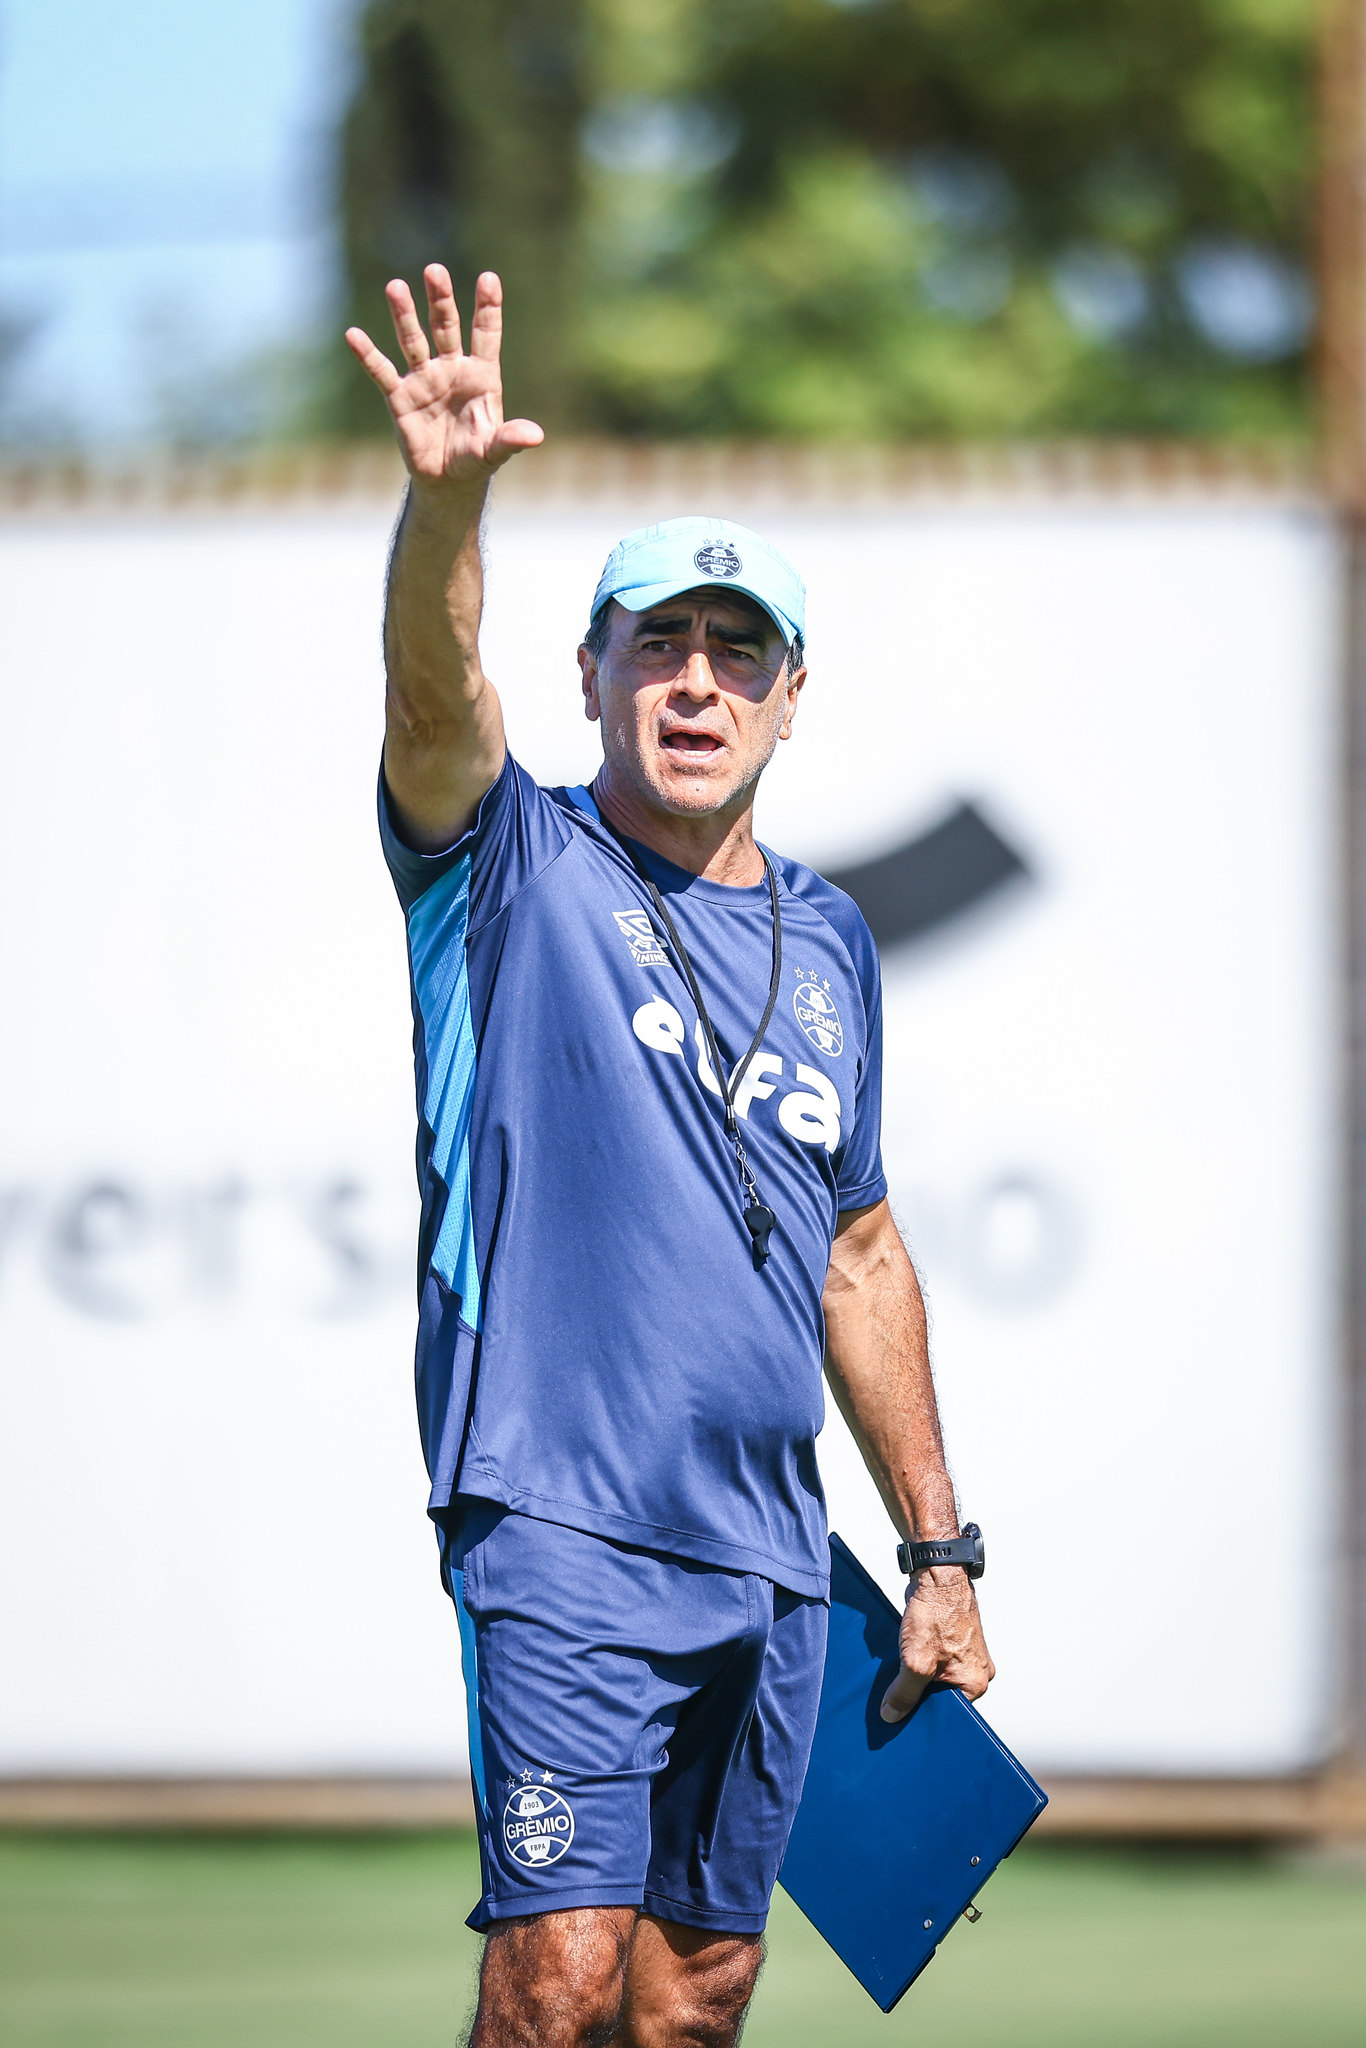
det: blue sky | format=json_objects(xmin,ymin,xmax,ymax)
[{"xmin": 0, "ymin": 0, "xmax": 357, "ymax": 446}]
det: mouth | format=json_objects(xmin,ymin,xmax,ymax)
[{"xmin": 659, "ymin": 726, "xmax": 725, "ymax": 760}]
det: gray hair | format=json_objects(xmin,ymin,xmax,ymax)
[{"xmin": 582, "ymin": 600, "xmax": 805, "ymax": 678}]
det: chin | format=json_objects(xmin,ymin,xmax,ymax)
[{"xmin": 649, "ymin": 758, "xmax": 742, "ymax": 815}]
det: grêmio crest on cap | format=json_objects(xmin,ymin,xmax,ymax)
[{"xmin": 694, "ymin": 542, "xmax": 742, "ymax": 577}]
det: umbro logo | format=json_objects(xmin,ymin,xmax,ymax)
[{"xmin": 613, "ymin": 909, "xmax": 667, "ymax": 967}]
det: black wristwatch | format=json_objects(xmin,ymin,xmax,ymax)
[{"xmin": 896, "ymin": 1522, "xmax": 985, "ymax": 1581}]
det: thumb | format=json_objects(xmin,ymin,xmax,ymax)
[
  {"xmin": 487, "ymin": 417, "xmax": 545, "ymax": 467},
  {"xmin": 880, "ymin": 1664, "xmax": 930, "ymax": 1725}
]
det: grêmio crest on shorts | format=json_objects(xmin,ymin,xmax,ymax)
[{"xmin": 379, "ymin": 755, "xmax": 887, "ymax": 1599}]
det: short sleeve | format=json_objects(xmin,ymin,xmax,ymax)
[
  {"xmin": 378, "ymin": 752, "xmax": 574, "ymax": 923},
  {"xmin": 777, "ymin": 863, "xmax": 888, "ymax": 1212},
  {"xmin": 835, "ymin": 942, "xmax": 887, "ymax": 1210}
]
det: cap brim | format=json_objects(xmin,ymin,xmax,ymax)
[{"xmin": 607, "ymin": 576, "xmax": 800, "ymax": 649}]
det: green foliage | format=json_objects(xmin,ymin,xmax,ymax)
[
  {"xmin": 336, "ymin": 0, "xmax": 1316, "ymax": 438},
  {"xmin": 336, "ymin": 0, "xmax": 588, "ymax": 434}
]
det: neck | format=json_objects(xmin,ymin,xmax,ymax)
[{"xmin": 590, "ymin": 768, "xmax": 764, "ymax": 885}]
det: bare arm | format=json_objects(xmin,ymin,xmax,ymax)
[
  {"xmin": 345, "ymin": 266, "xmax": 543, "ymax": 851},
  {"xmin": 823, "ymin": 1198, "xmax": 995, "ymax": 1720}
]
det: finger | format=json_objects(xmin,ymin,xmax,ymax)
[
  {"xmin": 941, "ymin": 1654, "xmax": 995, "ymax": 1702},
  {"xmin": 880, "ymin": 1665, "xmax": 930, "ymax": 1724},
  {"xmin": 468, "ymin": 270, "xmax": 504, "ymax": 362},
  {"xmin": 343, "ymin": 327, "xmax": 401, "ymax": 396},
  {"xmin": 424, "ymin": 264, "xmax": 462, "ymax": 357},
  {"xmin": 385, "ymin": 279, "xmax": 431, "ymax": 369}
]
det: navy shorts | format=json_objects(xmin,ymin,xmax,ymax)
[{"xmin": 440, "ymin": 1501, "xmax": 828, "ymax": 1935}]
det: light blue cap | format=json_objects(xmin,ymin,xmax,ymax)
[{"xmin": 588, "ymin": 515, "xmax": 805, "ymax": 649}]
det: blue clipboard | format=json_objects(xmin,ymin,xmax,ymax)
[{"xmin": 778, "ymin": 1532, "xmax": 1047, "ymax": 2012}]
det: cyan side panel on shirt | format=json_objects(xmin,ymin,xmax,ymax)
[{"xmin": 406, "ymin": 857, "xmax": 482, "ymax": 1329}]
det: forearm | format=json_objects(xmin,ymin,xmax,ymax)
[
  {"xmin": 822, "ymin": 1202, "xmax": 960, "ymax": 1543},
  {"xmin": 385, "ymin": 476, "xmax": 486, "ymax": 717},
  {"xmin": 382, "ymin": 477, "xmax": 505, "ymax": 848},
  {"xmin": 827, "ymin": 1205, "xmax": 994, "ymax": 1715}
]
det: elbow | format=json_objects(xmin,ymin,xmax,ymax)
[
  {"xmin": 824, "ymin": 1212, "xmax": 917, "ymax": 1311},
  {"xmin": 829, "ymin": 1224, "xmax": 899, "ymax": 1288},
  {"xmin": 384, "ymin": 689, "xmax": 453, "ymax": 749}
]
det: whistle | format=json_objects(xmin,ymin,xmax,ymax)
[{"xmin": 743, "ymin": 1202, "xmax": 778, "ymax": 1268}]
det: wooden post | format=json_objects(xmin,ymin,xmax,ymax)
[
  {"xmin": 1321, "ymin": 1, "xmax": 1366, "ymax": 506},
  {"xmin": 1321, "ymin": 0, "xmax": 1366, "ymax": 1773}
]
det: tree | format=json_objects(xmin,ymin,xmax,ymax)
[
  {"xmin": 335, "ymin": 0, "xmax": 586, "ymax": 434},
  {"xmin": 336, "ymin": 0, "xmax": 1316, "ymax": 438}
]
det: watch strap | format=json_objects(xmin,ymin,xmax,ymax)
[{"xmin": 896, "ymin": 1521, "xmax": 984, "ymax": 1581}]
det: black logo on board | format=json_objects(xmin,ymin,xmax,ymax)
[{"xmin": 825, "ymin": 803, "xmax": 1029, "ymax": 949}]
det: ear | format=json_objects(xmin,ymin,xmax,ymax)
[
  {"xmin": 777, "ymin": 664, "xmax": 806, "ymax": 742},
  {"xmin": 578, "ymin": 643, "xmax": 602, "ymax": 724}
]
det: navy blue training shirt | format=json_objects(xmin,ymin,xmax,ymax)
[{"xmin": 380, "ymin": 755, "xmax": 887, "ymax": 1597}]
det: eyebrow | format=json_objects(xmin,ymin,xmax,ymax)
[{"xmin": 632, "ymin": 612, "xmax": 770, "ymax": 648}]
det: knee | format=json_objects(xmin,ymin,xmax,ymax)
[
  {"xmin": 475, "ymin": 1909, "xmax": 633, "ymax": 2047},
  {"xmin": 629, "ymin": 1932, "xmax": 763, "ymax": 2048}
]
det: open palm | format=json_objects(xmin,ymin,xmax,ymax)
[{"xmin": 345, "ymin": 266, "xmax": 543, "ymax": 484}]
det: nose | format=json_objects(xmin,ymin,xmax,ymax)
[{"xmin": 674, "ymin": 650, "xmax": 719, "ymax": 702}]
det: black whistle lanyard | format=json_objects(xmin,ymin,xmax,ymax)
[{"xmin": 596, "ymin": 807, "xmax": 783, "ymax": 1270}]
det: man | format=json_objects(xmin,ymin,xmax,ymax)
[{"xmin": 346, "ymin": 266, "xmax": 993, "ymax": 2048}]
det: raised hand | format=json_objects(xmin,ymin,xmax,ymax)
[{"xmin": 345, "ymin": 266, "xmax": 544, "ymax": 487}]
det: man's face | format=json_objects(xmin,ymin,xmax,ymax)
[{"xmin": 578, "ymin": 589, "xmax": 805, "ymax": 818}]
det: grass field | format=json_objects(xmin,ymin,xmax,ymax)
[{"xmin": 1, "ymin": 1832, "xmax": 1363, "ymax": 2047}]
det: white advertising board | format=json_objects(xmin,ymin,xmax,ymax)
[{"xmin": 0, "ymin": 482, "xmax": 1340, "ymax": 1776}]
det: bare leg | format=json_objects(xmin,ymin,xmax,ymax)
[
  {"xmin": 614, "ymin": 1916, "xmax": 764, "ymax": 2048},
  {"xmin": 470, "ymin": 1907, "xmax": 637, "ymax": 2048}
]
